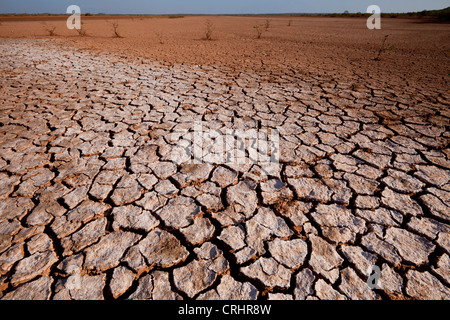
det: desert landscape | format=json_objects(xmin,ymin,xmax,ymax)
[{"xmin": 0, "ymin": 14, "xmax": 449, "ymax": 301}]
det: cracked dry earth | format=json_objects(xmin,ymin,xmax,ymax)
[{"xmin": 1, "ymin": 38, "xmax": 450, "ymax": 301}]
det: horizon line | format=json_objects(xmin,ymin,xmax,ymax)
[{"xmin": 0, "ymin": 10, "xmax": 446, "ymax": 16}]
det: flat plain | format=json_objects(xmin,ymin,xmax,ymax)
[{"xmin": 0, "ymin": 15, "xmax": 449, "ymax": 300}]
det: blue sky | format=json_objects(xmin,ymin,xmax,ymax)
[{"xmin": 0, "ymin": 0, "xmax": 448, "ymax": 14}]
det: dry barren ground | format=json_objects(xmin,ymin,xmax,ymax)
[{"xmin": 0, "ymin": 16, "xmax": 449, "ymax": 300}]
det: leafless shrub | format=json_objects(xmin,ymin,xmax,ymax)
[
  {"xmin": 77, "ymin": 29, "xmax": 87, "ymax": 36},
  {"xmin": 43, "ymin": 23, "xmax": 57, "ymax": 36},
  {"xmin": 265, "ymin": 19, "xmax": 271, "ymax": 31},
  {"xmin": 111, "ymin": 21, "xmax": 123, "ymax": 38},
  {"xmin": 254, "ymin": 24, "xmax": 264, "ymax": 39},
  {"xmin": 374, "ymin": 34, "xmax": 394, "ymax": 61},
  {"xmin": 76, "ymin": 22, "xmax": 88, "ymax": 36},
  {"xmin": 204, "ymin": 20, "xmax": 214, "ymax": 41},
  {"xmin": 288, "ymin": 19, "xmax": 292, "ymax": 26}
]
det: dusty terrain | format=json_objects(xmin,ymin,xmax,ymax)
[
  {"xmin": 2, "ymin": 15, "xmax": 450, "ymax": 91},
  {"xmin": 0, "ymin": 16, "xmax": 449, "ymax": 300}
]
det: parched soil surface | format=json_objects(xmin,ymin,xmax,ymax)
[
  {"xmin": 0, "ymin": 16, "xmax": 449, "ymax": 300},
  {"xmin": 1, "ymin": 15, "xmax": 449, "ymax": 93}
]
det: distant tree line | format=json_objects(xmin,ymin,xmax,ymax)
[
  {"xmin": 327, "ymin": 7, "xmax": 450, "ymax": 21},
  {"xmin": 0, "ymin": 7, "xmax": 448, "ymax": 21}
]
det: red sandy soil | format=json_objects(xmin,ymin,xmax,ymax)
[{"xmin": 1, "ymin": 15, "xmax": 449, "ymax": 95}]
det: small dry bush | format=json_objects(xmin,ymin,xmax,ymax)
[
  {"xmin": 254, "ymin": 24, "xmax": 264, "ymax": 39},
  {"xmin": 374, "ymin": 34, "xmax": 395, "ymax": 61},
  {"xmin": 76, "ymin": 23, "xmax": 88, "ymax": 36},
  {"xmin": 111, "ymin": 21, "xmax": 123, "ymax": 38},
  {"xmin": 204, "ymin": 20, "xmax": 214, "ymax": 41},
  {"xmin": 43, "ymin": 23, "xmax": 57, "ymax": 36}
]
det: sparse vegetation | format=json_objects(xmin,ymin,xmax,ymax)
[
  {"xmin": 287, "ymin": 20, "xmax": 292, "ymax": 26},
  {"xmin": 253, "ymin": 24, "xmax": 264, "ymax": 39},
  {"xmin": 76, "ymin": 23, "xmax": 88, "ymax": 36},
  {"xmin": 111, "ymin": 21, "xmax": 122, "ymax": 38},
  {"xmin": 265, "ymin": 19, "xmax": 271, "ymax": 31},
  {"xmin": 204, "ymin": 20, "xmax": 214, "ymax": 41},
  {"xmin": 43, "ymin": 23, "xmax": 57, "ymax": 36},
  {"xmin": 77, "ymin": 28, "xmax": 87, "ymax": 36},
  {"xmin": 375, "ymin": 35, "xmax": 389, "ymax": 61},
  {"xmin": 323, "ymin": 6, "xmax": 450, "ymax": 21},
  {"xmin": 402, "ymin": 7, "xmax": 450, "ymax": 21},
  {"xmin": 374, "ymin": 34, "xmax": 395, "ymax": 61}
]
